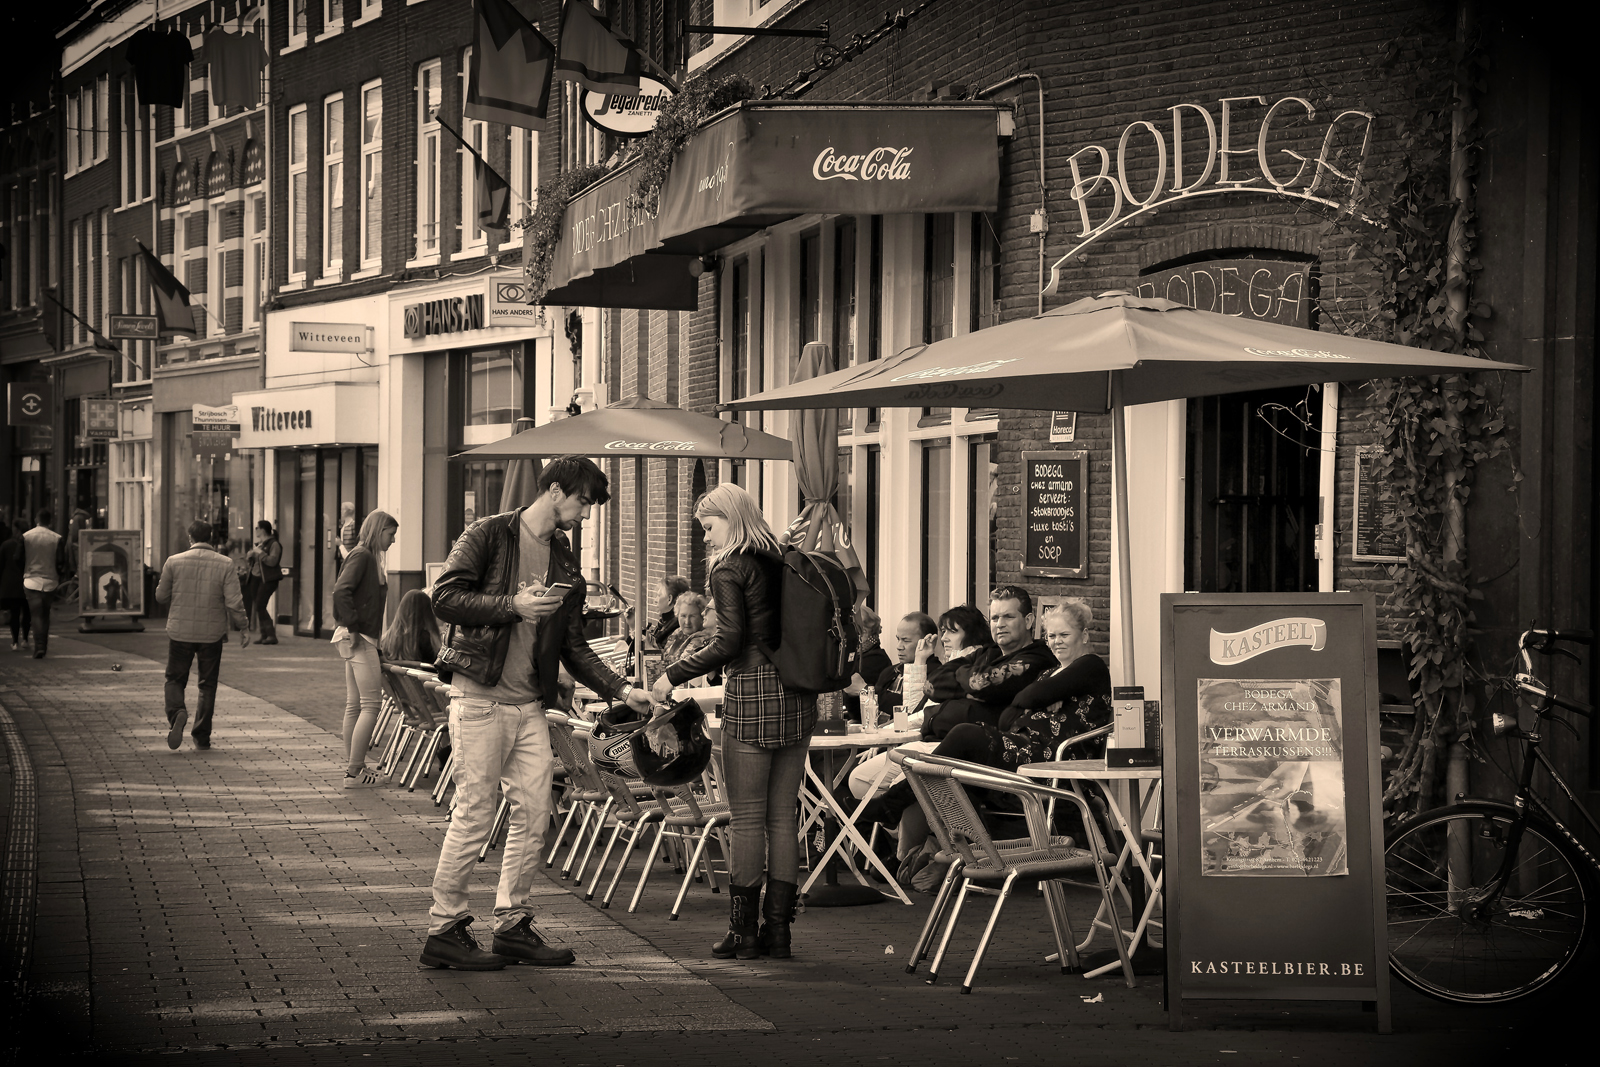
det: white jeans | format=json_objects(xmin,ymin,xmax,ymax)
[{"xmin": 428, "ymin": 697, "xmax": 554, "ymax": 936}]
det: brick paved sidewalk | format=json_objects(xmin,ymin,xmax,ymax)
[{"xmin": 0, "ymin": 638, "xmax": 1567, "ymax": 1066}]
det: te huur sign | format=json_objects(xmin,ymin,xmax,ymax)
[
  {"xmin": 1160, "ymin": 592, "xmax": 1389, "ymax": 1033},
  {"xmin": 1021, "ymin": 451, "xmax": 1087, "ymax": 579}
]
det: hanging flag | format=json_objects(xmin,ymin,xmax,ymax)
[
  {"xmin": 465, "ymin": 0, "xmax": 556, "ymax": 130},
  {"xmin": 476, "ymin": 157, "xmax": 511, "ymax": 235},
  {"xmin": 555, "ymin": 0, "xmax": 642, "ymax": 96},
  {"xmin": 136, "ymin": 243, "xmax": 195, "ymax": 338}
]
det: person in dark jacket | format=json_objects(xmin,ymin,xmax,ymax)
[
  {"xmin": 844, "ymin": 603, "xmax": 892, "ymax": 722},
  {"xmin": 646, "ymin": 574, "xmax": 691, "ymax": 648},
  {"xmin": 244, "ymin": 519, "xmax": 283, "ymax": 643},
  {"xmin": 650, "ymin": 483, "xmax": 815, "ymax": 962},
  {"xmin": 0, "ymin": 519, "xmax": 31, "ymax": 651},
  {"xmin": 423, "ymin": 455, "xmax": 649, "ymax": 972},
  {"xmin": 918, "ymin": 589, "xmax": 1055, "ymax": 739},
  {"xmin": 331, "ymin": 510, "xmax": 397, "ymax": 786},
  {"xmin": 876, "ymin": 611, "xmax": 939, "ymax": 713}
]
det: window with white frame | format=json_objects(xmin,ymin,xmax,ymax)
[
  {"xmin": 323, "ymin": 0, "xmax": 346, "ymax": 33},
  {"xmin": 508, "ymin": 126, "xmax": 537, "ymax": 235},
  {"xmin": 96, "ymin": 75, "xmax": 111, "ymax": 161},
  {"xmin": 210, "ymin": 201, "xmax": 227, "ymax": 333},
  {"xmin": 65, "ymin": 92, "xmax": 80, "ymax": 171},
  {"xmin": 176, "ymin": 204, "xmax": 208, "ymax": 337},
  {"xmin": 288, "ymin": 104, "xmax": 308, "ymax": 280},
  {"xmin": 323, "ymin": 93, "xmax": 345, "ymax": 275},
  {"xmin": 415, "ymin": 59, "xmax": 442, "ymax": 259},
  {"xmin": 120, "ymin": 254, "xmax": 150, "ymax": 379},
  {"xmin": 358, "ymin": 0, "xmax": 382, "ymax": 20},
  {"xmin": 246, "ymin": 191, "xmax": 266, "ymax": 328},
  {"xmin": 88, "ymin": 212, "xmax": 101, "ymax": 341},
  {"xmin": 359, "ymin": 80, "xmax": 382, "ymax": 268},
  {"xmin": 116, "ymin": 440, "xmax": 152, "ymax": 539},
  {"xmin": 456, "ymin": 48, "xmax": 486, "ymax": 253},
  {"xmin": 69, "ymin": 218, "xmax": 83, "ymax": 343},
  {"xmin": 99, "ymin": 208, "xmax": 110, "ymax": 345},
  {"xmin": 290, "ymin": 0, "xmax": 308, "ymax": 44},
  {"xmin": 561, "ymin": 84, "xmax": 605, "ymax": 172},
  {"xmin": 121, "ymin": 77, "xmax": 151, "ymax": 205}
]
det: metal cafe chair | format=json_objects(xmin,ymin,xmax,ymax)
[
  {"xmin": 542, "ymin": 712, "xmax": 617, "ymax": 874},
  {"xmin": 899, "ymin": 753, "xmax": 1135, "ymax": 992},
  {"xmin": 585, "ymin": 767, "xmax": 666, "ymax": 906},
  {"xmin": 625, "ymin": 779, "xmax": 732, "ymax": 919}
]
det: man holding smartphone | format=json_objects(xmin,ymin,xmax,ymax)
[{"xmin": 426, "ymin": 455, "xmax": 652, "ymax": 971}]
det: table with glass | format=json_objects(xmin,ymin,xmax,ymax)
[
  {"xmin": 1016, "ymin": 759, "xmax": 1164, "ymax": 978},
  {"xmin": 800, "ymin": 727, "xmax": 923, "ymax": 906}
]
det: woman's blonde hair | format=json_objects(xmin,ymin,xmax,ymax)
[
  {"xmin": 694, "ymin": 483, "xmax": 779, "ymax": 569},
  {"xmin": 1041, "ymin": 597, "xmax": 1092, "ymax": 633},
  {"xmin": 357, "ymin": 509, "xmax": 399, "ymax": 554}
]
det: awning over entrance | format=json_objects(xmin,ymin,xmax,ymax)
[{"xmin": 542, "ymin": 102, "xmax": 1007, "ymax": 309}]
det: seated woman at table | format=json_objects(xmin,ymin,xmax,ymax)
[
  {"xmin": 920, "ymin": 587, "xmax": 1056, "ymax": 740},
  {"xmin": 380, "ymin": 588, "xmax": 442, "ymax": 665},
  {"xmin": 859, "ymin": 599, "xmax": 1109, "ymax": 876},
  {"xmin": 647, "ymin": 574, "xmax": 693, "ymax": 648},
  {"xmin": 661, "ymin": 591, "xmax": 716, "ymax": 683}
]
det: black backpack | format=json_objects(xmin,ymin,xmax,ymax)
[{"xmin": 754, "ymin": 548, "xmax": 860, "ymax": 694}]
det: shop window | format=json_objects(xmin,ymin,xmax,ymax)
[
  {"xmin": 359, "ymin": 80, "xmax": 382, "ymax": 268},
  {"xmin": 920, "ymin": 440, "xmax": 951, "ymax": 614},
  {"xmin": 323, "ymin": 93, "xmax": 345, "ymax": 276},
  {"xmin": 415, "ymin": 60, "xmax": 442, "ymax": 260},
  {"xmin": 966, "ymin": 434, "xmax": 998, "ymax": 608},
  {"xmin": 921, "ymin": 213, "xmax": 956, "ymax": 422},
  {"xmin": 288, "ymin": 104, "xmax": 308, "ymax": 280},
  {"xmin": 460, "ymin": 462, "xmax": 505, "ymax": 527},
  {"xmin": 467, "ymin": 345, "xmax": 524, "ymax": 425},
  {"xmin": 799, "ymin": 229, "xmax": 821, "ymax": 346}
]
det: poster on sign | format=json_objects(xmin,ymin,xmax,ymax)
[
  {"xmin": 1196, "ymin": 677, "xmax": 1347, "ymax": 877},
  {"xmin": 79, "ymin": 529, "xmax": 144, "ymax": 617}
]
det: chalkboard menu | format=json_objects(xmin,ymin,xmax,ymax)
[
  {"xmin": 1161, "ymin": 593, "xmax": 1390, "ymax": 1032},
  {"xmin": 1021, "ymin": 450, "xmax": 1087, "ymax": 579},
  {"xmin": 1352, "ymin": 447, "xmax": 1405, "ymax": 562}
]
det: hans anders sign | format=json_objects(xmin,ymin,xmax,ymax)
[
  {"xmin": 403, "ymin": 294, "xmax": 486, "ymax": 339},
  {"xmin": 289, "ymin": 322, "xmax": 372, "ymax": 354}
]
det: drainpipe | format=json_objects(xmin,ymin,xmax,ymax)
[{"xmin": 975, "ymin": 74, "xmax": 1048, "ymax": 315}]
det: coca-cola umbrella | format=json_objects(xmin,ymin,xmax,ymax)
[
  {"xmin": 724, "ymin": 291, "xmax": 1529, "ymax": 683},
  {"xmin": 788, "ymin": 342, "xmax": 868, "ymax": 601},
  {"xmin": 459, "ymin": 395, "xmax": 795, "ymax": 688}
]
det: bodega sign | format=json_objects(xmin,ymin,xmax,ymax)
[
  {"xmin": 1045, "ymin": 93, "xmax": 1375, "ymax": 290},
  {"xmin": 1209, "ymin": 617, "xmax": 1328, "ymax": 664}
]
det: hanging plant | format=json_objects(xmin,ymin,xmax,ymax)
[
  {"xmin": 625, "ymin": 72, "xmax": 757, "ymax": 215},
  {"xmin": 518, "ymin": 162, "xmax": 614, "ymax": 307}
]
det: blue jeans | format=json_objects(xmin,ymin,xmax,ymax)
[
  {"xmin": 720, "ymin": 734, "xmax": 811, "ymax": 886},
  {"xmin": 166, "ymin": 638, "xmax": 224, "ymax": 741},
  {"xmin": 24, "ymin": 589, "xmax": 52, "ymax": 654},
  {"xmin": 339, "ymin": 634, "xmax": 384, "ymax": 775}
]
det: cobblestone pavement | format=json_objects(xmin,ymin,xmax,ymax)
[{"xmin": 0, "ymin": 635, "xmax": 1574, "ymax": 1066}]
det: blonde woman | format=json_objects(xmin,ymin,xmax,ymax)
[
  {"xmin": 650, "ymin": 484, "xmax": 814, "ymax": 960},
  {"xmin": 332, "ymin": 509, "xmax": 398, "ymax": 786}
]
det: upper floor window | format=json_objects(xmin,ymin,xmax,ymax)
[
  {"xmin": 324, "ymin": 93, "xmax": 345, "ymax": 275},
  {"xmin": 290, "ymin": 0, "xmax": 309, "ymax": 45},
  {"xmin": 415, "ymin": 59, "xmax": 442, "ymax": 260},
  {"xmin": 508, "ymin": 127, "xmax": 538, "ymax": 236},
  {"xmin": 323, "ymin": 0, "xmax": 346, "ymax": 33},
  {"xmin": 288, "ymin": 104, "xmax": 308, "ymax": 280},
  {"xmin": 121, "ymin": 78, "xmax": 151, "ymax": 205},
  {"xmin": 359, "ymin": 80, "xmax": 382, "ymax": 269},
  {"xmin": 457, "ymin": 48, "xmax": 486, "ymax": 254}
]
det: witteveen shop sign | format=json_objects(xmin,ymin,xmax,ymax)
[{"xmin": 1160, "ymin": 592, "xmax": 1390, "ymax": 1032}]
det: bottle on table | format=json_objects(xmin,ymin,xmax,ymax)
[{"xmin": 861, "ymin": 686, "xmax": 879, "ymax": 730}]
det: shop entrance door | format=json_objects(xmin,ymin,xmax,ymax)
[
  {"xmin": 1185, "ymin": 387, "xmax": 1321, "ymax": 593},
  {"xmin": 291, "ymin": 446, "xmax": 378, "ymax": 637}
]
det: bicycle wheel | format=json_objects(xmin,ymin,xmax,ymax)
[{"xmin": 1385, "ymin": 804, "xmax": 1593, "ymax": 1003}]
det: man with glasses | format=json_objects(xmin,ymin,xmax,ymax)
[{"xmin": 426, "ymin": 455, "xmax": 652, "ymax": 970}]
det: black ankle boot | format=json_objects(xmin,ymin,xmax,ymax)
[
  {"xmin": 757, "ymin": 880, "xmax": 798, "ymax": 959},
  {"xmin": 711, "ymin": 882, "xmax": 762, "ymax": 960}
]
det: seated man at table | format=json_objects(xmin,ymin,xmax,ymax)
[
  {"xmin": 859, "ymin": 597, "xmax": 1110, "ymax": 886},
  {"xmin": 920, "ymin": 586, "xmax": 1057, "ymax": 739}
]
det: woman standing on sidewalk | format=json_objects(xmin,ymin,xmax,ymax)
[
  {"xmin": 332, "ymin": 510, "xmax": 398, "ymax": 786},
  {"xmin": 0, "ymin": 519, "xmax": 31, "ymax": 651},
  {"xmin": 244, "ymin": 520, "xmax": 283, "ymax": 644},
  {"xmin": 650, "ymin": 484, "xmax": 815, "ymax": 961}
]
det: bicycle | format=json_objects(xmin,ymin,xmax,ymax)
[{"xmin": 1384, "ymin": 627, "xmax": 1599, "ymax": 1003}]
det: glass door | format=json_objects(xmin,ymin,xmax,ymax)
[{"xmin": 296, "ymin": 450, "xmax": 319, "ymax": 634}]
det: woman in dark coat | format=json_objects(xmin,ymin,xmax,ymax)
[
  {"xmin": 0, "ymin": 519, "xmax": 31, "ymax": 650},
  {"xmin": 332, "ymin": 509, "xmax": 398, "ymax": 786},
  {"xmin": 649, "ymin": 484, "xmax": 814, "ymax": 961}
]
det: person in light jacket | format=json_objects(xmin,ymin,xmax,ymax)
[
  {"xmin": 331, "ymin": 510, "xmax": 398, "ymax": 786},
  {"xmin": 155, "ymin": 520, "xmax": 250, "ymax": 750},
  {"xmin": 650, "ymin": 484, "xmax": 815, "ymax": 962}
]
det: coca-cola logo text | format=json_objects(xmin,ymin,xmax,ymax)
[
  {"xmin": 604, "ymin": 440, "xmax": 698, "ymax": 451},
  {"xmin": 812, "ymin": 146, "xmax": 914, "ymax": 182}
]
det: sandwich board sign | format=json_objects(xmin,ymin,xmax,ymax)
[{"xmin": 1160, "ymin": 592, "xmax": 1389, "ymax": 1033}]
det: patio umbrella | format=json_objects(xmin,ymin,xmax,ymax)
[
  {"xmin": 497, "ymin": 418, "xmax": 542, "ymax": 512},
  {"xmin": 789, "ymin": 342, "xmax": 869, "ymax": 602},
  {"xmin": 459, "ymin": 394, "xmax": 795, "ymax": 688},
  {"xmin": 724, "ymin": 291, "xmax": 1530, "ymax": 682}
]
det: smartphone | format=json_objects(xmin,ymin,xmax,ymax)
[{"xmin": 541, "ymin": 582, "xmax": 573, "ymax": 597}]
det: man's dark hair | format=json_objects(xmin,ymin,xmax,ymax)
[
  {"xmin": 989, "ymin": 584, "xmax": 1034, "ymax": 617},
  {"xmin": 902, "ymin": 611, "xmax": 938, "ymax": 637},
  {"xmin": 34, "ymin": 508, "xmax": 53, "ymax": 527},
  {"xmin": 536, "ymin": 455, "xmax": 611, "ymax": 506},
  {"xmin": 188, "ymin": 519, "xmax": 214, "ymax": 544}
]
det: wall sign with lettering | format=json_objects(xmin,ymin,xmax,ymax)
[
  {"xmin": 1021, "ymin": 450, "xmax": 1087, "ymax": 579},
  {"xmin": 1352, "ymin": 446, "xmax": 1405, "ymax": 562},
  {"xmin": 1161, "ymin": 592, "xmax": 1389, "ymax": 1032},
  {"xmin": 1133, "ymin": 259, "xmax": 1312, "ymax": 328}
]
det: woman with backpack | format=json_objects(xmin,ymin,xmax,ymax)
[{"xmin": 649, "ymin": 484, "xmax": 815, "ymax": 961}]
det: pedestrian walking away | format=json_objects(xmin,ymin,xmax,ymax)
[
  {"xmin": 331, "ymin": 510, "xmax": 398, "ymax": 786},
  {"xmin": 426, "ymin": 455, "xmax": 651, "ymax": 971},
  {"xmin": 0, "ymin": 518, "xmax": 33, "ymax": 652},
  {"xmin": 244, "ymin": 519, "xmax": 283, "ymax": 644},
  {"xmin": 20, "ymin": 508, "xmax": 68, "ymax": 659},
  {"xmin": 154, "ymin": 519, "xmax": 250, "ymax": 750},
  {"xmin": 650, "ymin": 483, "xmax": 816, "ymax": 962}
]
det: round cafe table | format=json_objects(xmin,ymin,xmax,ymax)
[{"xmin": 800, "ymin": 727, "xmax": 922, "ymax": 906}]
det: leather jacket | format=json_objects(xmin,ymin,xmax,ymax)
[
  {"xmin": 431, "ymin": 507, "xmax": 629, "ymax": 706},
  {"xmin": 664, "ymin": 549, "xmax": 780, "ymax": 686}
]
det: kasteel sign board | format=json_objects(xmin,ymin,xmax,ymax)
[
  {"xmin": 1160, "ymin": 592, "xmax": 1389, "ymax": 1032},
  {"xmin": 582, "ymin": 76, "xmax": 674, "ymax": 136}
]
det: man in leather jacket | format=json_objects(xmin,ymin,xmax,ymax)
[{"xmin": 423, "ymin": 455, "xmax": 652, "ymax": 971}]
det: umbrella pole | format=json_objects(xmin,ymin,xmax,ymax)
[
  {"xmin": 1111, "ymin": 375, "xmax": 1136, "ymax": 686},
  {"xmin": 635, "ymin": 455, "xmax": 648, "ymax": 693}
]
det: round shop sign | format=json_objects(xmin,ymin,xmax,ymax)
[{"xmin": 582, "ymin": 76, "xmax": 674, "ymax": 137}]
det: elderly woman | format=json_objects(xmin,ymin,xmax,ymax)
[
  {"xmin": 860, "ymin": 599, "xmax": 1111, "ymax": 876},
  {"xmin": 660, "ymin": 590, "xmax": 713, "ymax": 669}
]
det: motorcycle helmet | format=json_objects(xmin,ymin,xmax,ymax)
[
  {"xmin": 630, "ymin": 698, "xmax": 713, "ymax": 787},
  {"xmin": 588, "ymin": 706, "xmax": 646, "ymax": 779}
]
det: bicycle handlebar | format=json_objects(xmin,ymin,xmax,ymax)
[{"xmin": 1516, "ymin": 627, "xmax": 1594, "ymax": 719}]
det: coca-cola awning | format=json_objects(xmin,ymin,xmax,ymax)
[{"xmin": 541, "ymin": 102, "xmax": 1006, "ymax": 309}]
